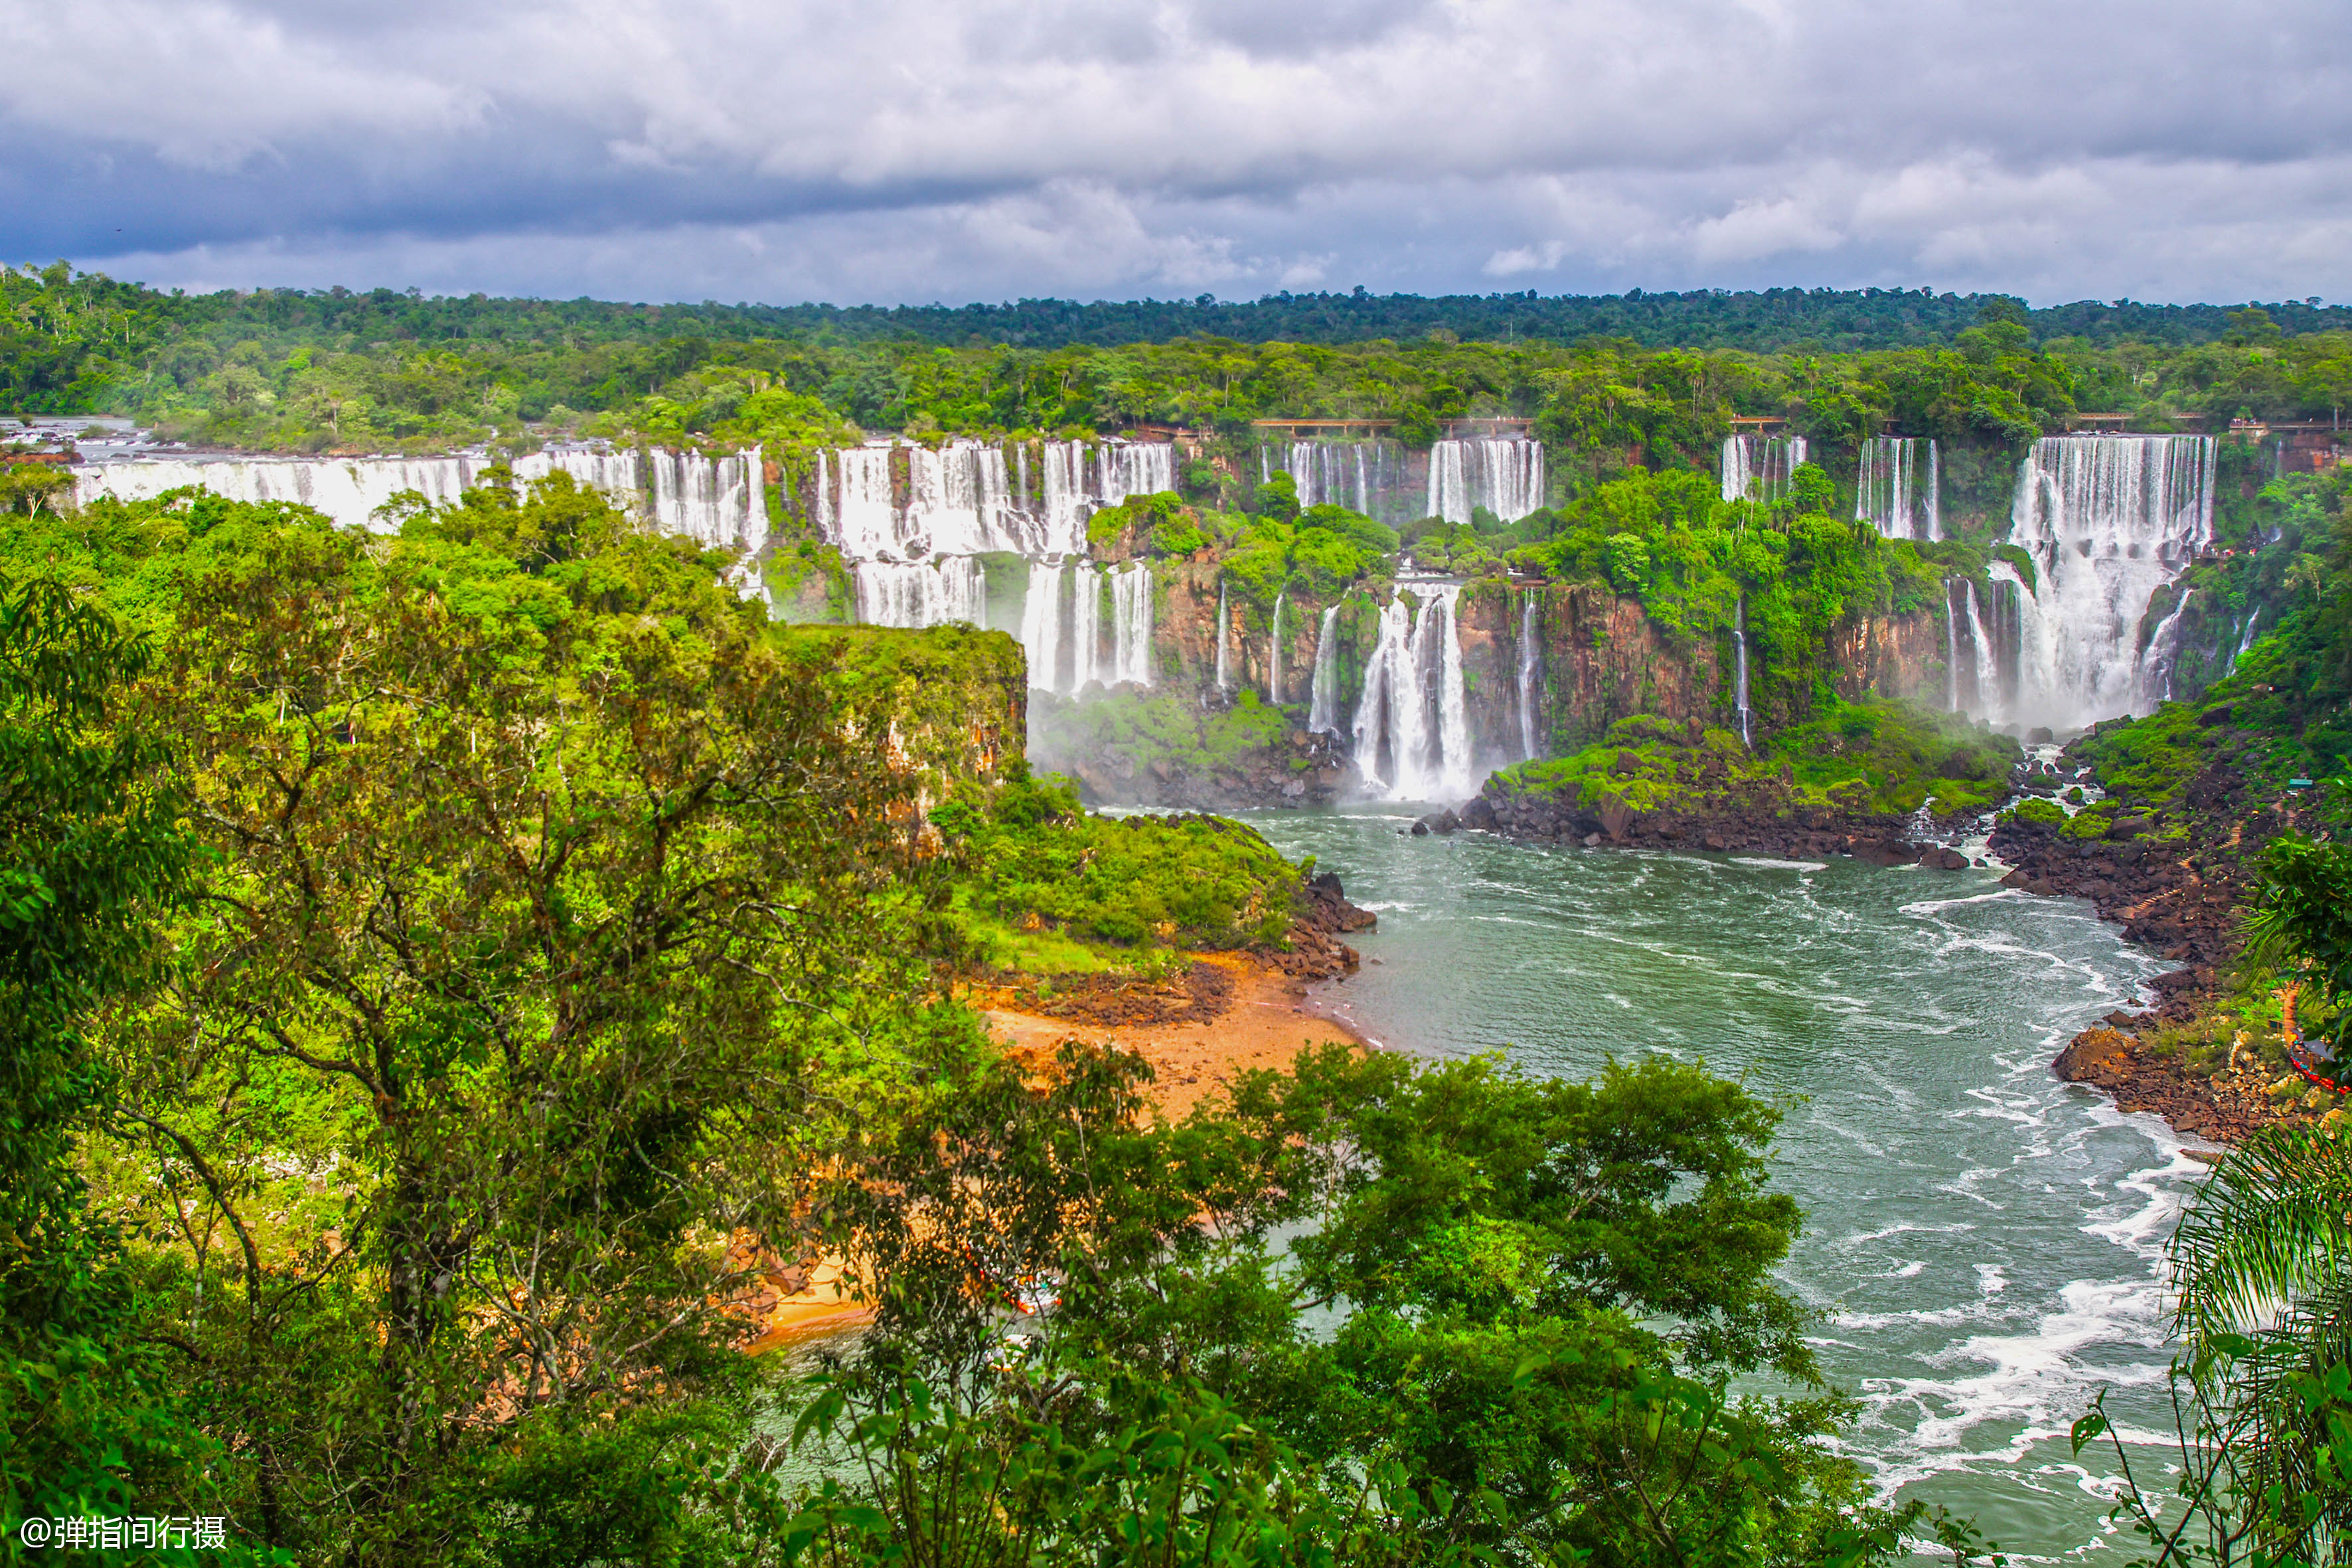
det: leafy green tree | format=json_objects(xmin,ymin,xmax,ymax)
[{"xmin": 0, "ymin": 579, "xmax": 209, "ymax": 1546}]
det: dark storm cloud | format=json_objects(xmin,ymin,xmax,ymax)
[{"xmin": 7, "ymin": 0, "xmax": 2350, "ymax": 303}]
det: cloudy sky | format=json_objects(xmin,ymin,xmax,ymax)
[{"xmin": 6, "ymin": 0, "xmax": 2349, "ymax": 307}]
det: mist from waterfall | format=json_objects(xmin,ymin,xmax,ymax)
[
  {"xmin": 1719, "ymin": 435, "xmax": 1809, "ymax": 505},
  {"xmin": 1427, "ymin": 438, "xmax": 1544, "ymax": 526},
  {"xmin": 1856, "ymin": 437, "xmax": 1939, "ymax": 540}
]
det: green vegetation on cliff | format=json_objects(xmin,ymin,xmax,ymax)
[{"xmin": 1498, "ymin": 699, "xmax": 2018, "ymax": 822}]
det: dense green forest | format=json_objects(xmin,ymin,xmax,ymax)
[{"xmin": 7, "ymin": 264, "xmax": 2352, "ymax": 465}]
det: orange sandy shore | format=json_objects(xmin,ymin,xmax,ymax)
[
  {"xmin": 983, "ymin": 953, "xmax": 1369, "ymax": 1121},
  {"xmin": 742, "ymin": 957, "xmax": 1368, "ymax": 1351}
]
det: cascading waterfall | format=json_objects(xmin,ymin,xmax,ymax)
[
  {"xmin": 829, "ymin": 446, "xmax": 903, "ymax": 559},
  {"xmin": 854, "ymin": 558, "xmax": 986, "ymax": 629},
  {"xmin": 1518, "ymin": 597, "xmax": 1541, "ymax": 760},
  {"xmin": 1110, "ymin": 566, "xmax": 1154, "ymax": 688},
  {"xmin": 1350, "ymin": 588, "xmax": 1473, "ymax": 800},
  {"xmin": 1269, "ymin": 592, "xmax": 1286, "ymax": 705},
  {"xmin": 1020, "ymin": 563, "xmax": 1067, "ymax": 694},
  {"xmin": 1272, "ymin": 439, "xmax": 1404, "ymax": 519},
  {"xmin": 2003, "ymin": 434, "xmax": 2216, "ymax": 728},
  {"xmin": 1427, "ymin": 438, "xmax": 1545, "ymax": 525},
  {"xmin": 1070, "ymin": 566, "xmax": 1104, "ymax": 693},
  {"xmin": 1719, "ymin": 435, "xmax": 1810, "ymax": 505},
  {"xmin": 1856, "ymin": 437, "xmax": 1939, "ymax": 541},
  {"xmin": 1215, "ymin": 580, "xmax": 1231, "ymax": 690},
  {"xmin": 76, "ymin": 444, "xmax": 769, "ymax": 589},
  {"xmin": 1961, "ymin": 581, "xmax": 1994, "ymax": 716},
  {"xmin": 2225, "ymin": 610, "xmax": 2264, "ymax": 676},
  {"xmin": 1944, "ymin": 586, "xmax": 1961, "ymax": 712},
  {"xmin": 2140, "ymin": 589, "xmax": 2197, "ymax": 706},
  {"xmin": 1733, "ymin": 596, "xmax": 1753, "ymax": 748},
  {"xmin": 1308, "ymin": 605, "xmax": 1342, "ymax": 735}
]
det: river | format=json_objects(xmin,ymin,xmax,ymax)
[{"xmin": 1242, "ymin": 805, "xmax": 2204, "ymax": 1563}]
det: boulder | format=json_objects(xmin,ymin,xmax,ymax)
[
  {"xmin": 2054, "ymin": 1026, "xmax": 2136, "ymax": 1084},
  {"xmin": 1460, "ymin": 796, "xmax": 1498, "ymax": 830}
]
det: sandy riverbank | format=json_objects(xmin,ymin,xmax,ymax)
[{"xmin": 983, "ymin": 950, "xmax": 1369, "ymax": 1119}]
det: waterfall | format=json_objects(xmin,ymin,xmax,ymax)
[
  {"xmin": 1518, "ymin": 595, "xmax": 1541, "ymax": 760},
  {"xmin": 2003, "ymin": 434, "xmax": 2216, "ymax": 728},
  {"xmin": 1350, "ymin": 588, "xmax": 1473, "ymax": 800},
  {"xmin": 76, "ymin": 453, "xmax": 483, "ymax": 528},
  {"xmin": 1019, "ymin": 563, "xmax": 1067, "ymax": 694},
  {"xmin": 1719, "ymin": 435, "xmax": 1810, "ymax": 505},
  {"xmin": 1071, "ymin": 566, "xmax": 1103, "ymax": 693},
  {"xmin": 831, "ymin": 445, "xmax": 903, "ymax": 558},
  {"xmin": 1014, "ymin": 443, "xmax": 1031, "ymax": 514},
  {"xmin": 1962, "ymin": 582, "xmax": 1994, "ymax": 718},
  {"xmin": 853, "ymin": 558, "xmax": 986, "ymax": 629},
  {"xmin": 1856, "ymin": 437, "xmax": 1939, "ymax": 540},
  {"xmin": 1427, "ymin": 438, "xmax": 1544, "ymax": 525},
  {"xmin": 1109, "ymin": 566, "xmax": 1154, "ymax": 686},
  {"xmin": 1272, "ymin": 439, "xmax": 1403, "ymax": 519},
  {"xmin": 76, "ymin": 444, "xmax": 770, "ymax": 591},
  {"xmin": 1269, "ymin": 591, "xmax": 1286, "ymax": 705},
  {"xmin": 2140, "ymin": 589, "xmax": 2197, "ymax": 706},
  {"xmin": 1215, "ymin": 580, "xmax": 1231, "ymax": 690},
  {"xmin": 1944, "ymin": 586, "xmax": 1960, "ymax": 712},
  {"xmin": 1308, "ymin": 605, "xmax": 1342, "ymax": 734},
  {"xmin": 1733, "ymin": 596, "xmax": 1753, "ymax": 747},
  {"xmin": 2224, "ymin": 610, "xmax": 2264, "ymax": 676},
  {"xmin": 1430, "ymin": 588, "xmax": 1471, "ymax": 797}
]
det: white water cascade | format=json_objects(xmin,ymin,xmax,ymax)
[
  {"xmin": 1518, "ymin": 597, "xmax": 1541, "ymax": 760},
  {"xmin": 1856, "ymin": 437, "xmax": 1939, "ymax": 540},
  {"xmin": 1070, "ymin": 566, "xmax": 1104, "ymax": 693},
  {"xmin": 1215, "ymin": 580, "xmax": 1231, "ymax": 690},
  {"xmin": 1350, "ymin": 587, "xmax": 1474, "ymax": 800},
  {"xmin": 1020, "ymin": 564, "xmax": 1068, "ymax": 695},
  {"xmin": 1271, "ymin": 439, "xmax": 1404, "ymax": 519},
  {"xmin": 1427, "ymin": 438, "xmax": 1545, "ymax": 526},
  {"xmin": 854, "ymin": 558, "xmax": 985, "ymax": 629},
  {"xmin": 2140, "ymin": 589, "xmax": 2197, "ymax": 706},
  {"xmin": 1961, "ymin": 580, "xmax": 1994, "ymax": 716},
  {"xmin": 76, "ymin": 446, "xmax": 771, "ymax": 597},
  {"xmin": 1944, "ymin": 588, "xmax": 1961, "ymax": 712},
  {"xmin": 2002, "ymin": 434, "xmax": 2215, "ymax": 728},
  {"xmin": 1308, "ymin": 605, "xmax": 1342, "ymax": 734},
  {"xmin": 1719, "ymin": 435, "xmax": 1810, "ymax": 505},
  {"xmin": 1110, "ymin": 566, "xmax": 1154, "ymax": 688},
  {"xmin": 1732, "ymin": 596, "xmax": 1753, "ymax": 747},
  {"xmin": 1269, "ymin": 592, "xmax": 1287, "ymax": 705}
]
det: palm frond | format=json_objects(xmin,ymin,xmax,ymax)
[{"xmin": 2169, "ymin": 1127, "xmax": 2352, "ymax": 1352}]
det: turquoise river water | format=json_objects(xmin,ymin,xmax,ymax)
[{"xmin": 1240, "ymin": 806, "xmax": 2204, "ymax": 1563}]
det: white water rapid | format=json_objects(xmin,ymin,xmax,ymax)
[
  {"xmin": 1719, "ymin": 435, "xmax": 1810, "ymax": 505},
  {"xmin": 1308, "ymin": 605, "xmax": 1343, "ymax": 735},
  {"xmin": 1427, "ymin": 438, "xmax": 1545, "ymax": 526},
  {"xmin": 1350, "ymin": 586, "xmax": 1475, "ymax": 801},
  {"xmin": 1856, "ymin": 437, "xmax": 1939, "ymax": 540},
  {"xmin": 1999, "ymin": 434, "xmax": 2215, "ymax": 729}
]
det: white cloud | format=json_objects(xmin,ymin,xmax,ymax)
[{"xmin": 11, "ymin": 0, "xmax": 2352, "ymax": 303}]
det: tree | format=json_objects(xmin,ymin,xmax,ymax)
[
  {"xmin": 0, "ymin": 578, "xmax": 207, "ymax": 1544},
  {"xmin": 100, "ymin": 509, "xmax": 947, "ymax": 1561}
]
